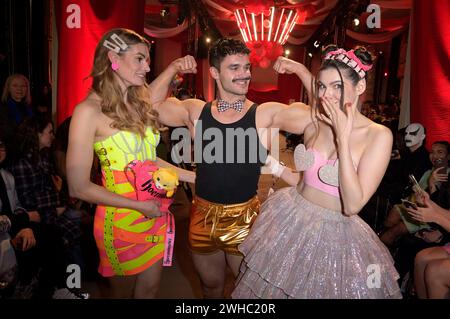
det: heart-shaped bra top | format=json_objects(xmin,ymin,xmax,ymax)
[{"xmin": 294, "ymin": 144, "xmax": 340, "ymax": 197}]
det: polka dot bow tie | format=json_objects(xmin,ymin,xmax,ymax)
[{"xmin": 217, "ymin": 99, "xmax": 244, "ymax": 113}]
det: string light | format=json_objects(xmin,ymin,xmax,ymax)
[
  {"xmin": 234, "ymin": 5, "xmax": 306, "ymax": 67},
  {"xmin": 235, "ymin": 7, "xmax": 302, "ymax": 46}
]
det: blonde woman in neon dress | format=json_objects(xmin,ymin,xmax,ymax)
[{"xmin": 67, "ymin": 28, "xmax": 197, "ymax": 298}]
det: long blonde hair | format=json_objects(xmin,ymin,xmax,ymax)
[
  {"xmin": 1, "ymin": 74, "xmax": 32, "ymax": 105},
  {"xmin": 90, "ymin": 28, "xmax": 162, "ymax": 136}
]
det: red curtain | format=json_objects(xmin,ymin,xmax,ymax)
[
  {"xmin": 55, "ymin": 0, "xmax": 145, "ymax": 125},
  {"xmin": 411, "ymin": 0, "xmax": 450, "ymax": 148}
]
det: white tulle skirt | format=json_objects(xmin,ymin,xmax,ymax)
[{"xmin": 232, "ymin": 187, "xmax": 402, "ymax": 299}]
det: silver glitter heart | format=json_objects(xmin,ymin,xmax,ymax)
[
  {"xmin": 294, "ymin": 144, "xmax": 315, "ymax": 171},
  {"xmin": 318, "ymin": 159, "xmax": 339, "ymax": 187}
]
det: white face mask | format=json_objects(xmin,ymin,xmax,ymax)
[{"xmin": 405, "ymin": 123, "xmax": 425, "ymax": 148}]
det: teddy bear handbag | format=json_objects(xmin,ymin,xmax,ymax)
[{"xmin": 125, "ymin": 160, "xmax": 179, "ymax": 266}]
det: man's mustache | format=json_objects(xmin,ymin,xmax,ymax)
[{"xmin": 232, "ymin": 77, "xmax": 251, "ymax": 82}]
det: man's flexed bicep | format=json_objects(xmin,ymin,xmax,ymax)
[
  {"xmin": 148, "ymin": 55, "xmax": 197, "ymax": 106},
  {"xmin": 273, "ymin": 56, "xmax": 315, "ymax": 102},
  {"xmin": 260, "ymin": 101, "xmax": 313, "ymax": 135},
  {"xmin": 153, "ymin": 97, "xmax": 204, "ymax": 128}
]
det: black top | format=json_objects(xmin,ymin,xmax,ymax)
[
  {"xmin": 404, "ymin": 145, "xmax": 432, "ymax": 182},
  {"xmin": 195, "ymin": 102, "xmax": 268, "ymax": 204},
  {"xmin": 379, "ymin": 145, "xmax": 432, "ymax": 203}
]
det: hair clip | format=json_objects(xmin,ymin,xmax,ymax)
[{"xmin": 103, "ymin": 33, "xmax": 128, "ymax": 53}]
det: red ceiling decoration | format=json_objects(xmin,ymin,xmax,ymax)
[{"xmin": 233, "ymin": 1, "xmax": 307, "ymax": 68}]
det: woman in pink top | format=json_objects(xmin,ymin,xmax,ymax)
[{"xmin": 232, "ymin": 45, "xmax": 401, "ymax": 299}]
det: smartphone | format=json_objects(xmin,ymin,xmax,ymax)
[
  {"xmin": 435, "ymin": 158, "xmax": 448, "ymax": 174},
  {"xmin": 402, "ymin": 199, "xmax": 418, "ymax": 209}
]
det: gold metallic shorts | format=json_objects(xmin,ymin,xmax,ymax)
[{"xmin": 189, "ymin": 195, "xmax": 260, "ymax": 255}]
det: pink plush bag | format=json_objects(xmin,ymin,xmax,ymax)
[
  {"xmin": 125, "ymin": 160, "xmax": 176, "ymax": 266},
  {"xmin": 125, "ymin": 160, "xmax": 176, "ymax": 212}
]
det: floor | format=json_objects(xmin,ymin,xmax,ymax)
[{"xmin": 82, "ymin": 135, "xmax": 297, "ymax": 299}]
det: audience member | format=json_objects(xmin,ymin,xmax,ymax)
[
  {"xmin": 9, "ymin": 117, "xmax": 83, "ymax": 268},
  {"xmin": 380, "ymin": 141, "xmax": 449, "ymax": 246}
]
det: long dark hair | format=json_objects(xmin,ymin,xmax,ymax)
[
  {"xmin": 17, "ymin": 116, "xmax": 53, "ymax": 164},
  {"xmin": 310, "ymin": 45, "xmax": 375, "ymax": 146}
]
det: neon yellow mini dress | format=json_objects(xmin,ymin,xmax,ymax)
[{"xmin": 93, "ymin": 128, "xmax": 163, "ymax": 277}]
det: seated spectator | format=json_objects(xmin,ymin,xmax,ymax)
[
  {"xmin": 1, "ymin": 74, "xmax": 33, "ymax": 125},
  {"xmin": 409, "ymin": 195, "xmax": 450, "ymax": 298},
  {"xmin": 381, "ymin": 141, "xmax": 449, "ymax": 246},
  {"xmin": 9, "ymin": 117, "xmax": 83, "ymax": 269},
  {"xmin": 0, "ymin": 137, "xmax": 87, "ymax": 299},
  {"xmin": 0, "ymin": 74, "xmax": 34, "ymax": 160},
  {"xmin": 392, "ymin": 160, "xmax": 449, "ymax": 294}
]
